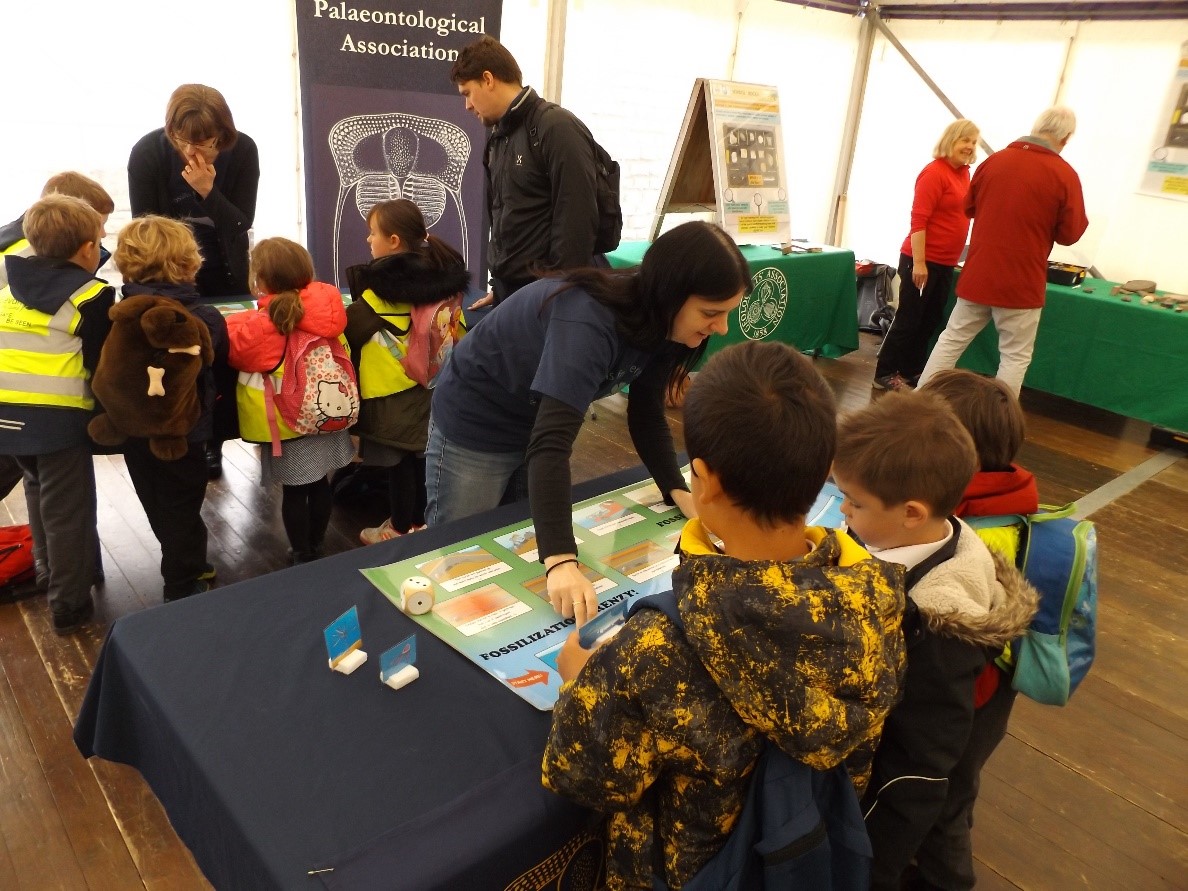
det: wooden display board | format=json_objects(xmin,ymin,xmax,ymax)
[{"xmin": 652, "ymin": 79, "xmax": 791, "ymax": 244}]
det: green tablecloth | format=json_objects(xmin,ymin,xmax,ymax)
[
  {"xmin": 607, "ymin": 242, "xmax": 858, "ymax": 361},
  {"xmin": 943, "ymin": 277, "xmax": 1188, "ymax": 431}
]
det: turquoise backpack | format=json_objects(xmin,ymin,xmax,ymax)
[{"xmin": 967, "ymin": 505, "xmax": 1098, "ymax": 706}]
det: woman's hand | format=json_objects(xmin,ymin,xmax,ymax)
[
  {"xmin": 182, "ymin": 150, "xmax": 216, "ymax": 199},
  {"xmin": 469, "ymin": 290, "xmax": 495, "ymax": 309},
  {"xmin": 545, "ymin": 556, "xmax": 597, "ymax": 624},
  {"xmin": 556, "ymin": 630, "xmax": 595, "ymax": 682},
  {"xmin": 912, "ymin": 262, "xmax": 928, "ymax": 290},
  {"xmin": 670, "ymin": 488, "xmax": 696, "ymax": 518}
]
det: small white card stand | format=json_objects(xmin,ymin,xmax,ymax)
[
  {"xmin": 383, "ymin": 663, "xmax": 420, "ymax": 690},
  {"xmin": 329, "ymin": 649, "xmax": 368, "ymax": 675}
]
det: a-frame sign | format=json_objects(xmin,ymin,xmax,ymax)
[{"xmin": 652, "ymin": 79, "xmax": 791, "ymax": 245}]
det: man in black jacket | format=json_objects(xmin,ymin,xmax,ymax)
[{"xmin": 451, "ymin": 36, "xmax": 601, "ymax": 306}]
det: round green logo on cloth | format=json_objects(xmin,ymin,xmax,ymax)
[{"xmin": 739, "ymin": 266, "xmax": 788, "ymax": 340}]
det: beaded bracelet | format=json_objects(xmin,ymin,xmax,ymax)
[{"xmin": 545, "ymin": 558, "xmax": 579, "ymax": 578}]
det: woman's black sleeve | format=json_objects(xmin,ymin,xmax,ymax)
[
  {"xmin": 526, "ymin": 396, "xmax": 585, "ymax": 560},
  {"xmin": 127, "ymin": 134, "xmax": 165, "ymax": 217},
  {"xmin": 626, "ymin": 359, "xmax": 688, "ymax": 503},
  {"xmin": 201, "ymin": 136, "xmax": 259, "ymax": 245}
]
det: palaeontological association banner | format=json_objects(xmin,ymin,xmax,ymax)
[{"xmin": 294, "ymin": 1, "xmax": 501, "ymax": 288}]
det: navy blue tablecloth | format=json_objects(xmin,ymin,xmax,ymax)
[{"xmin": 74, "ymin": 468, "xmax": 648, "ymax": 890}]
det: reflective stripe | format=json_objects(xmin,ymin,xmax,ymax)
[
  {"xmin": 0, "ymin": 280, "xmax": 104, "ymax": 410},
  {"xmin": 0, "ymin": 368, "xmax": 88, "ymax": 396},
  {"xmin": 0, "ymin": 326, "xmax": 84, "ymax": 354}
]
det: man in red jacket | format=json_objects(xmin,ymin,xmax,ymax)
[{"xmin": 918, "ymin": 107, "xmax": 1089, "ymax": 396}]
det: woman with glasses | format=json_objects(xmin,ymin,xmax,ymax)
[
  {"xmin": 128, "ymin": 84, "xmax": 260, "ymax": 477},
  {"xmin": 128, "ymin": 84, "xmax": 259, "ymax": 298}
]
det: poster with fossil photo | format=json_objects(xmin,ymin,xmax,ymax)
[{"xmin": 707, "ymin": 80, "xmax": 791, "ymax": 244}]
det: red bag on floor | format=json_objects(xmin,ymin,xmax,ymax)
[{"xmin": 0, "ymin": 524, "xmax": 37, "ymax": 603}]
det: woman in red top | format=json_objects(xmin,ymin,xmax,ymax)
[{"xmin": 873, "ymin": 119, "xmax": 979, "ymax": 391}]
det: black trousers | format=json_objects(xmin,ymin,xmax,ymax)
[
  {"xmin": 875, "ymin": 254, "xmax": 955, "ymax": 380},
  {"xmin": 909, "ymin": 675, "xmax": 1019, "ymax": 891},
  {"xmin": 387, "ymin": 454, "xmax": 426, "ymax": 533},
  {"xmin": 123, "ymin": 439, "xmax": 210, "ymax": 595}
]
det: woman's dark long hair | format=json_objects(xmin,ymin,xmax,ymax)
[{"xmin": 554, "ymin": 221, "xmax": 751, "ymax": 388}]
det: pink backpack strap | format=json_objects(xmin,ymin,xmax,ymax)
[{"xmin": 262, "ymin": 371, "xmax": 284, "ymax": 457}]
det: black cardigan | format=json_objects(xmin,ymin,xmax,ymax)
[{"xmin": 128, "ymin": 128, "xmax": 259, "ymax": 297}]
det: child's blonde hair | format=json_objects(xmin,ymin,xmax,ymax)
[
  {"xmin": 23, "ymin": 194, "xmax": 101, "ymax": 261},
  {"xmin": 114, "ymin": 216, "xmax": 202, "ymax": 285},
  {"xmin": 41, "ymin": 172, "xmax": 115, "ymax": 215},
  {"xmin": 250, "ymin": 237, "xmax": 315, "ymax": 335}
]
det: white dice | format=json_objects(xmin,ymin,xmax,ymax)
[{"xmin": 400, "ymin": 576, "xmax": 435, "ymax": 615}]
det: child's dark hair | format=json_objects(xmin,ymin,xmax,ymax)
[
  {"xmin": 684, "ymin": 341, "xmax": 836, "ymax": 525},
  {"xmin": 921, "ymin": 370, "xmax": 1025, "ymax": 472},
  {"xmin": 368, "ymin": 200, "xmax": 465, "ymax": 271},
  {"xmin": 554, "ymin": 221, "xmax": 751, "ymax": 397},
  {"xmin": 835, "ymin": 390, "xmax": 977, "ymax": 517},
  {"xmin": 250, "ymin": 237, "xmax": 315, "ymax": 336},
  {"xmin": 449, "ymin": 35, "xmax": 522, "ymax": 85}
]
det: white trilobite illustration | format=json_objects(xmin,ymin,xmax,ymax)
[{"xmin": 328, "ymin": 113, "xmax": 471, "ymax": 284}]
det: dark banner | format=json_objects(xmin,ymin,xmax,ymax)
[{"xmin": 294, "ymin": 1, "xmax": 500, "ymax": 288}]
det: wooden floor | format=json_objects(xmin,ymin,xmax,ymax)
[{"xmin": 1, "ymin": 332, "xmax": 1185, "ymax": 890}]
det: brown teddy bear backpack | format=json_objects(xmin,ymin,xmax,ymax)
[{"xmin": 88, "ymin": 295, "xmax": 214, "ymax": 460}]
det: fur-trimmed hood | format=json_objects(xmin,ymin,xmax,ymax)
[
  {"xmin": 910, "ymin": 519, "xmax": 1038, "ymax": 649},
  {"xmin": 346, "ymin": 252, "xmax": 469, "ymax": 308}
]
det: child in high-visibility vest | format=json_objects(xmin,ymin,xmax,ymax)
[
  {"xmin": 345, "ymin": 199, "xmax": 468, "ymax": 545},
  {"xmin": 227, "ymin": 238, "xmax": 354, "ymax": 564}
]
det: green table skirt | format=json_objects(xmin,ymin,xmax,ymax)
[
  {"xmin": 943, "ymin": 276, "xmax": 1188, "ymax": 431},
  {"xmin": 607, "ymin": 242, "xmax": 858, "ymax": 362}
]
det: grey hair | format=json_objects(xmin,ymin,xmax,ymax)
[{"xmin": 1031, "ymin": 106, "xmax": 1076, "ymax": 142}]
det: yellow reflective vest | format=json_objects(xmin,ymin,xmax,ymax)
[
  {"xmin": 0, "ymin": 278, "xmax": 106, "ymax": 410},
  {"xmin": 356, "ymin": 289, "xmax": 418, "ymax": 400},
  {"xmin": 235, "ymin": 333, "xmax": 353, "ymax": 444}
]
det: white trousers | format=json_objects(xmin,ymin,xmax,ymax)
[{"xmin": 917, "ymin": 298, "xmax": 1043, "ymax": 397}]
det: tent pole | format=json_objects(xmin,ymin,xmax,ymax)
[
  {"xmin": 727, "ymin": 1, "xmax": 750, "ymax": 80},
  {"xmin": 826, "ymin": 13, "xmax": 875, "ymax": 246},
  {"xmin": 543, "ymin": 0, "xmax": 568, "ymax": 102},
  {"xmin": 868, "ymin": 9, "xmax": 994, "ymax": 157},
  {"xmin": 1053, "ymin": 21, "xmax": 1082, "ymax": 105}
]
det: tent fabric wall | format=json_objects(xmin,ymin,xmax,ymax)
[
  {"xmin": 841, "ymin": 18, "xmax": 1187, "ymax": 292},
  {"xmin": 0, "ymin": 0, "xmax": 1183, "ymax": 291}
]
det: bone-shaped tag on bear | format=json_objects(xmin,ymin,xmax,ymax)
[{"xmin": 145, "ymin": 346, "xmax": 202, "ymax": 396}]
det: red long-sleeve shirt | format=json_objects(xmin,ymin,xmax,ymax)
[{"xmin": 899, "ymin": 158, "xmax": 972, "ymax": 266}]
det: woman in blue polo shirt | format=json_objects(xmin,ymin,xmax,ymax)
[{"xmin": 426, "ymin": 221, "xmax": 750, "ymax": 623}]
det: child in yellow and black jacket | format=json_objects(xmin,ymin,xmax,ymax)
[
  {"xmin": 542, "ymin": 341, "xmax": 906, "ymax": 891},
  {"xmin": 345, "ymin": 199, "xmax": 468, "ymax": 544}
]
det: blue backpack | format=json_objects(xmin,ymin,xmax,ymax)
[
  {"xmin": 627, "ymin": 592, "xmax": 872, "ymax": 890},
  {"xmin": 966, "ymin": 505, "xmax": 1098, "ymax": 706}
]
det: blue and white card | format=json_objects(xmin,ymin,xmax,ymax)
[
  {"xmin": 379, "ymin": 634, "xmax": 417, "ymax": 683},
  {"xmin": 324, "ymin": 606, "xmax": 363, "ymax": 668}
]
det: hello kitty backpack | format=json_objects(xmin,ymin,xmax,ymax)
[{"xmin": 263, "ymin": 330, "xmax": 360, "ymax": 455}]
